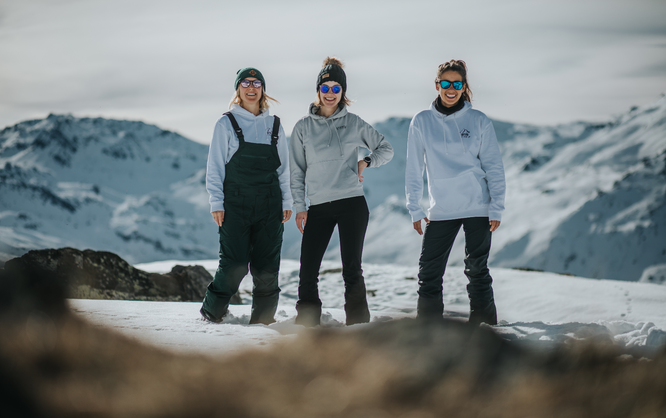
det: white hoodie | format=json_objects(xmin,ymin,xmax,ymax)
[
  {"xmin": 206, "ymin": 105, "xmax": 293, "ymax": 213},
  {"xmin": 405, "ymin": 101, "xmax": 505, "ymax": 222}
]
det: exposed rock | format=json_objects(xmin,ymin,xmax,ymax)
[{"xmin": 1, "ymin": 247, "xmax": 242, "ymax": 303}]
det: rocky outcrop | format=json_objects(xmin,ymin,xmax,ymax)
[{"xmin": 2, "ymin": 247, "xmax": 239, "ymax": 302}]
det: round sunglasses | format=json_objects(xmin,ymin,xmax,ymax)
[
  {"xmin": 438, "ymin": 80, "xmax": 464, "ymax": 90},
  {"xmin": 240, "ymin": 79, "xmax": 262, "ymax": 88},
  {"xmin": 320, "ymin": 84, "xmax": 342, "ymax": 94}
]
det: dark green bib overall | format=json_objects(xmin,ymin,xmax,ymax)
[
  {"xmin": 202, "ymin": 113, "xmax": 284, "ymax": 325},
  {"xmin": 223, "ymin": 117, "xmax": 281, "ymax": 193}
]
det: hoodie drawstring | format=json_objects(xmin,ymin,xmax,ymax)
[{"xmin": 323, "ymin": 118, "xmax": 344, "ymax": 157}]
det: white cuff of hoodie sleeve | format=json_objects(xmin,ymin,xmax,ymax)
[
  {"xmin": 410, "ymin": 210, "xmax": 427, "ymax": 223},
  {"xmin": 489, "ymin": 212, "xmax": 502, "ymax": 222},
  {"xmin": 210, "ymin": 201, "xmax": 225, "ymax": 213}
]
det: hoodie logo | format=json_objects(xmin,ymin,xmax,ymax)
[
  {"xmin": 336, "ymin": 125, "xmax": 346, "ymax": 130},
  {"xmin": 460, "ymin": 129, "xmax": 471, "ymax": 138}
]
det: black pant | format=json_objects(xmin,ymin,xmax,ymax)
[
  {"xmin": 296, "ymin": 196, "xmax": 370, "ymax": 326},
  {"xmin": 417, "ymin": 217, "xmax": 497, "ymax": 325},
  {"xmin": 202, "ymin": 191, "xmax": 283, "ymax": 325}
]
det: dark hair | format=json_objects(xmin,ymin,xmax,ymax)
[{"xmin": 435, "ymin": 59, "xmax": 473, "ymax": 103}]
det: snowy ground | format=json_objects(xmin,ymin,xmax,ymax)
[{"xmin": 68, "ymin": 259, "xmax": 666, "ymax": 357}]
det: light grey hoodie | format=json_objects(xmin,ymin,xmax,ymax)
[{"xmin": 289, "ymin": 104, "xmax": 393, "ymax": 213}]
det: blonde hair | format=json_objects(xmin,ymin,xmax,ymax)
[
  {"xmin": 229, "ymin": 87, "xmax": 278, "ymax": 113},
  {"xmin": 315, "ymin": 56, "xmax": 353, "ymax": 108}
]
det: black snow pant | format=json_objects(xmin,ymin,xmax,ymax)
[
  {"xmin": 296, "ymin": 196, "xmax": 370, "ymax": 327},
  {"xmin": 202, "ymin": 190, "xmax": 283, "ymax": 325},
  {"xmin": 417, "ymin": 216, "xmax": 497, "ymax": 325}
]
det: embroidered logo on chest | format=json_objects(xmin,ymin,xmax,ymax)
[
  {"xmin": 460, "ymin": 129, "xmax": 471, "ymax": 138},
  {"xmin": 335, "ymin": 125, "xmax": 346, "ymax": 130}
]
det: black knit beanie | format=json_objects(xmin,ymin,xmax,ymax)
[
  {"xmin": 316, "ymin": 64, "xmax": 347, "ymax": 92},
  {"xmin": 235, "ymin": 67, "xmax": 266, "ymax": 91}
]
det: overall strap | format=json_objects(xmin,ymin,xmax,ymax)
[
  {"xmin": 271, "ymin": 116, "xmax": 280, "ymax": 146},
  {"xmin": 223, "ymin": 112, "xmax": 244, "ymax": 143}
]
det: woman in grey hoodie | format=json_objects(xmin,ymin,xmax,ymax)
[{"xmin": 289, "ymin": 57, "xmax": 394, "ymax": 327}]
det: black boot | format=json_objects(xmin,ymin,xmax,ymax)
[
  {"xmin": 344, "ymin": 297, "xmax": 370, "ymax": 325},
  {"xmin": 416, "ymin": 294, "xmax": 444, "ymax": 320},
  {"xmin": 295, "ymin": 301, "xmax": 322, "ymax": 327},
  {"xmin": 200, "ymin": 306, "xmax": 223, "ymax": 323},
  {"xmin": 468, "ymin": 301, "xmax": 497, "ymax": 326}
]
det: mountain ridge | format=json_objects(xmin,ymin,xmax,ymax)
[
  {"xmin": 2, "ymin": 99, "xmax": 664, "ymax": 282},
  {"xmin": 0, "ymin": 113, "xmax": 214, "ymax": 264}
]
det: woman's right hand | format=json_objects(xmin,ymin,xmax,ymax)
[
  {"xmin": 413, "ymin": 217, "xmax": 429, "ymax": 235},
  {"xmin": 295, "ymin": 211, "xmax": 308, "ymax": 234},
  {"xmin": 212, "ymin": 211, "xmax": 225, "ymax": 227}
]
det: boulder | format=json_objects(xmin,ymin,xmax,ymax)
[{"xmin": 2, "ymin": 247, "xmax": 242, "ymax": 303}]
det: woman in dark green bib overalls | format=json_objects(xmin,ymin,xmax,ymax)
[{"xmin": 201, "ymin": 67, "xmax": 293, "ymax": 325}]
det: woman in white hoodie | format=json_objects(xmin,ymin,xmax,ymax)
[
  {"xmin": 290, "ymin": 57, "xmax": 394, "ymax": 327},
  {"xmin": 200, "ymin": 67, "xmax": 293, "ymax": 325},
  {"xmin": 405, "ymin": 60, "xmax": 506, "ymax": 325}
]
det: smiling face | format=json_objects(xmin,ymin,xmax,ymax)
[
  {"xmin": 318, "ymin": 81, "xmax": 342, "ymax": 111},
  {"xmin": 239, "ymin": 77, "xmax": 262, "ymax": 110},
  {"xmin": 436, "ymin": 70, "xmax": 464, "ymax": 108}
]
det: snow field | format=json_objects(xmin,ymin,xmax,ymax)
[{"xmin": 69, "ymin": 259, "xmax": 666, "ymax": 357}]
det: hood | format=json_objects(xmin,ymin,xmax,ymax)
[
  {"xmin": 229, "ymin": 104, "xmax": 272, "ymax": 122},
  {"xmin": 428, "ymin": 100, "xmax": 473, "ymax": 154},
  {"xmin": 307, "ymin": 103, "xmax": 348, "ymax": 120},
  {"xmin": 304, "ymin": 103, "xmax": 349, "ymax": 154},
  {"xmin": 227, "ymin": 104, "xmax": 274, "ymax": 143}
]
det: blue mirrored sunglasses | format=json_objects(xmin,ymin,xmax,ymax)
[
  {"xmin": 240, "ymin": 79, "xmax": 262, "ymax": 88},
  {"xmin": 320, "ymin": 84, "xmax": 342, "ymax": 94},
  {"xmin": 438, "ymin": 80, "xmax": 464, "ymax": 90}
]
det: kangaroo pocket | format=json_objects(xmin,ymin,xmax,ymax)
[
  {"xmin": 431, "ymin": 172, "xmax": 486, "ymax": 214},
  {"xmin": 305, "ymin": 159, "xmax": 360, "ymax": 201}
]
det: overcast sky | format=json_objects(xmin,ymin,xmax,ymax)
[{"xmin": 1, "ymin": 0, "xmax": 665, "ymax": 143}]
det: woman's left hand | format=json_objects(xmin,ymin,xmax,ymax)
[
  {"xmin": 358, "ymin": 160, "xmax": 369, "ymax": 182},
  {"xmin": 282, "ymin": 210, "xmax": 292, "ymax": 223},
  {"xmin": 489, "ymin": 220, "xmax": 501, "ymax": 232}
]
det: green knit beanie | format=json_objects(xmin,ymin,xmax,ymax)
[{"xmin": 234, "ymin": 67, "xmax": 265, "ymax": 91}]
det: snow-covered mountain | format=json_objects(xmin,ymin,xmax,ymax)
[
  {"xmin": 2, "ymin": 96, "xmax": 665, "ymax": 282},
  {"xmin": 0, "ymin": 114, "xmax": 216, "ymax": 264},
  {"xmin": 355, "ymin": 96, "xmax": 666, "ymax": 283}
]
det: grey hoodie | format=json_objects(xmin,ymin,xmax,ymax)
[{"xmin": 289, "ymin": 104, "xmax": 393, "ymax": 213}]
